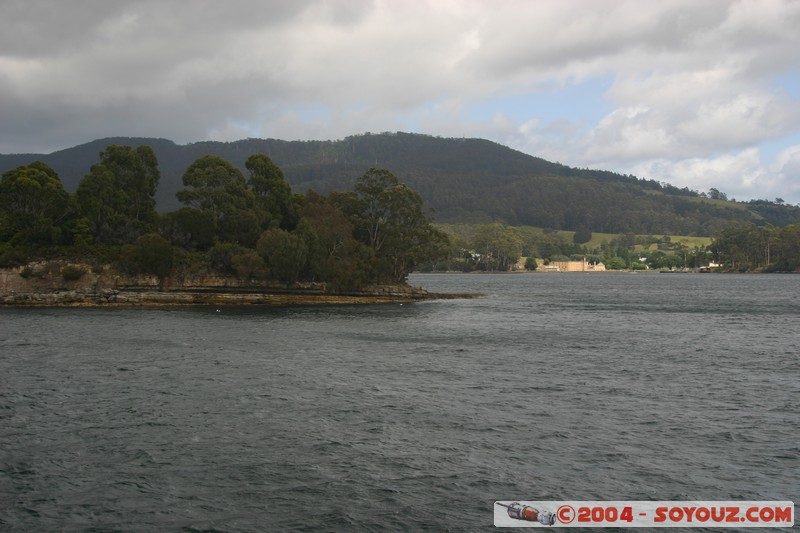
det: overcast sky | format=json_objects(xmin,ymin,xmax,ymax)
[{"xmin": 2, "ymin": 0, "xmax": 799, "ymax": 204}]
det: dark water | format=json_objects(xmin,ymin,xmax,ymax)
[{"xmin": 1, "ymin": 273, "xmax": 797, "ymax": 532}]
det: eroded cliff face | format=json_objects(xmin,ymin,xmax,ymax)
[{"xmin": 0, "ymin": 261, "xmax": 430, "ymax": 306}]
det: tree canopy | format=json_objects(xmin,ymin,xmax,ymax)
[
  {"xmin": 332, "ymin": 168, "xmax": 450, "ymax": 283},
  {"xmin": 0, "ymin": 146, "xmax": 451, "ymax": 288},
  {"xmin": 73, "ymin": 145, "xmax": 160, "ymax": 244},
  {"xmin": 0, "ymin": 161, "xmax": 69, "ymax": 244}
]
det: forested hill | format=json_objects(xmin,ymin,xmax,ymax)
[{"xmin": 2, "ymin": 132, "xmax": 798, "ymax": 235}]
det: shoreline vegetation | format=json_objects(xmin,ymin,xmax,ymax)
[{"xmin": 1, "ymin": 149, "xmax": 462, "ymax": 303}]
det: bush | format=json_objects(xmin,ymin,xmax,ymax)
[
  {"xmin": 134, "ymin": 233, "xmax": 174, "ymax": 278},
  {"xmin": 19, "ymin": 266, "xmax": 33, "ymax": 278},
  {"xmin": 256, "ymin": 229, "xmax": 308, "ymax": 283},
  {"xmin": 207, "ymin": 242, "xmax": 248, "ymax": 275},
  {"xmin": 605, "ymin": 257, "xmax": 627, "ymax": 270},
  {"xmin": 0, "ymin": 249, "xmax": 28, "ymax": 268},
  {"xmin": 173, "ymin": 250, "xmax": 207, "ymax": 275},
  {"xmin": 61, "ymin": 264, "xmax": 86, "ymax": 281},
  {"xmin": 573, "ymin": 227, "xmax": 592, "ymax": 244},
  {"xmin": 232, "ymin": 250, "xmax": 267, "ymax": 279}
]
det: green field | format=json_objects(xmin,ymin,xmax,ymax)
[
  {"xmin": 577, "ymin": 231, "xmax": 712, "ymax": 250},
  {"xmin": 437, "ymin": 224, "xmax": 713, "ymax": 251},
  {"xmin": 546, "ymin": 229, "xmax": 711, "ymax": 250}
]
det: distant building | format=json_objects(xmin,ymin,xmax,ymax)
[
  {"xmin": 699, "ymin": 261, "xmax": 722, "ymax": 272},
  {"xmin": 547, "ymin": 258, "xmax": 606, "ymax": 272}
]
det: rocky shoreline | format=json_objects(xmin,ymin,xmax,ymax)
[{"xmin": 0, "ymin": 261, "xmax": 479, "ymax": 307}]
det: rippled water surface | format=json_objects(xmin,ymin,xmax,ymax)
[{"xmin": 1, "ymin": 273, "xmax": 798, "ymax": 531}]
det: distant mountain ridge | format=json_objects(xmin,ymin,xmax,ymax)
[{"xmin": 2, "ymin": 132, "xmax": 798, "ymax": 235}]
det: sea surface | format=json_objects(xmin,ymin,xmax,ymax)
[{"xmin": 1, "ymin": 272, "xmax": 797, "ymax": 532}]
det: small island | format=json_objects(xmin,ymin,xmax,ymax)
[{"xmin": 0, "ymin": 146, "xmax": 474, "ymax": 306}]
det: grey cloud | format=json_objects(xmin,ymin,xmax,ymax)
[
  {"xmin": 0, "ymin": 0, "xmax": 120, "ymax": 57},
  {"xmin": 1, "ymin": 0, "xmax": 799, "ymax": 205}
]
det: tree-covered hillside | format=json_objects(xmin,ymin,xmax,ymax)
[{"xmin": 2, "ymin": 132, "xmax": 798, "ymax": 236}]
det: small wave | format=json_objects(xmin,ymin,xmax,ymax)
[{"xmin": 539, "ymin": 432, "xmax": 571, "ymax": 439}]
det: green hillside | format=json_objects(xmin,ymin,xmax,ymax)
[{"xmin": 2, "ymin": 132, "xmax": 798, "ymax": 236}]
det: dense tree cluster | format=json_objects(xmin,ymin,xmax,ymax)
[
  {"xmin": 711, "ymin": 221, "xmax": 800, "ymax": 272},
  {"xmin": 0, "ymin": 146, "xmax": 449, "ymax": 287}
]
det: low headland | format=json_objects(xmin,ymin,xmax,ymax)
[{"xmin": 0, "ymin": 261, "xmax": 480, "ymax": 308}]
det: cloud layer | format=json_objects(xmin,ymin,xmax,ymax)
[{"xmin": 2, "ymin": 0, "xmax": 799, "ymax": 203}]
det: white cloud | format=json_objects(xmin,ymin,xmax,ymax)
[
  {"xmin": 624, "ymin": 146, "xmax": 800, "ymax": 204},
  {"xmin": 771, "ymin": 145, "xmax": 800, "ymax": 204},
  {"xmin": 1, "ymin": 0, "xmax": 800, "ymax": 203}
]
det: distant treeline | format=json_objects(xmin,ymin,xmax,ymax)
[
  {"xmin": 0, "ymin": 145, "xmax": 449, "ymax": 288},
  {"xmin": 426, "ymin": 222, "xmax": 800, "ymax": 273},
  {"xmin": 710, "ymin": 222, "xmax": 800, "ymax": 272}
]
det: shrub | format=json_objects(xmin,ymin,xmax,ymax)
[
  {"xmin": 232, "ymin": 250, "xmax": 267, "ymax": 279},
  {"xmin": 207, "ymin": 242, "xmax": 248, "ymax": 275},
  {"xmin": 19, "ymin": 266, "xmax": 33, "ymax": 278},
  {"xmin": 134, "ymin": 233, "xmax": 174, "ymax": 278},
  {"xmin": 61, "ymin": 264, "xmax": 86, "ymax": 281},
  {"xmin": 604, "ymin": 257, "xmax": 628, "ymax": 270},
  {"xmin": 256, "ymin": 229, "xmax": 308, "ymax": 283},
  {"xmin": 0, "ymin": 249, "xmax": 28, "ymax": 268},
  {"xmin": 573, "ymin": 227, "xmax": 592, "ymax": 244}
]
